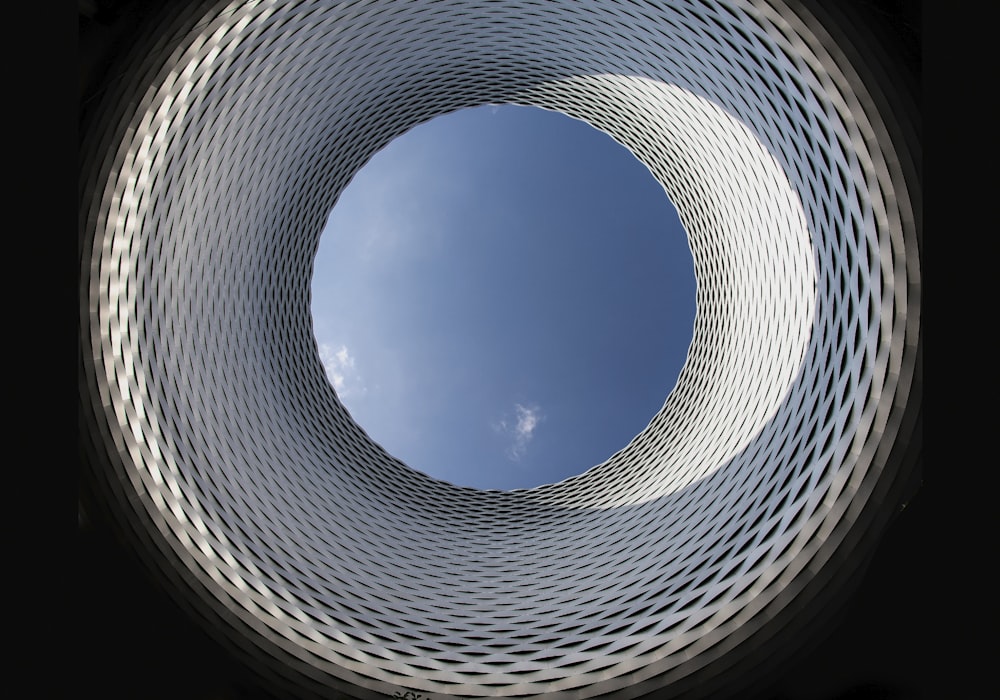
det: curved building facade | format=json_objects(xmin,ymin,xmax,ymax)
[{"xmin": 78, "ymin": 1, "xmax": 921, "ymax": 698}]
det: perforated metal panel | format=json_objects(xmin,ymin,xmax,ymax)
[{"xmin": 78, "ymin": 1, "xmax": 921, "ymax": 698}]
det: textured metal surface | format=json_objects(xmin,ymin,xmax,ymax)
[{"xmin": 78, "ymin": 1, "xmax": 921, "ymax": 698}]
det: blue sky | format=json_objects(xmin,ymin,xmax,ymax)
[{"xmin": 311, "ymin": 104, "xmax": 695, "ymax": 490}]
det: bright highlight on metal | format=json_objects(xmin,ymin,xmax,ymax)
[{"xmin": 78, "ymin": 1, "xmax": 921, "ymax": 698}]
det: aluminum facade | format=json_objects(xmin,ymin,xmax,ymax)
[{"xmin": 78, "ymin": 1, "xmax": 921, "ymax": 697}]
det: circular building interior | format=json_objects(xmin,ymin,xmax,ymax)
[{"xmin": 78, "ymin": 1, "xmax": 922, "ymax": 698}]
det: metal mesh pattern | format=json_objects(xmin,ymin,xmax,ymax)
[{"xmin": 78, "ymin": 1, "xmax": 921, "ymax": 697}]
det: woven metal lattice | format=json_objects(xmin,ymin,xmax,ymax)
[{"xmin": 79, "ymin": 1, "xmax": 921, "ymax": 697}]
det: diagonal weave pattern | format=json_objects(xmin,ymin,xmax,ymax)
[{"xmin": 79, "ymin": 1, "xmax": 921, "ymax": 698}]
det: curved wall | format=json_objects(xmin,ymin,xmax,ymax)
[{"xmin": 79, "ymin": 1, "xmax": 921, "ymax": 697}]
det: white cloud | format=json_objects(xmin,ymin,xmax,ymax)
[
  {"xmin": 319, "ymin": 343, "xmax": 366, "ymax": 398},
  {"xmin": 493, "ymin": 402, "xmax": 544, "ymax": 461}
]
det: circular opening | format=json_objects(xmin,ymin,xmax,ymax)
[{"xmin": 311, "ymin": 104, "xmax": 695, "ymax": 490}]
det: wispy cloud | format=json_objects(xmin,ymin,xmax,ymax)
[
  {"xmin": 319, "ymin": 343, "xmax": 366, "ymax": 398},
  {"xmin": 493, "ymin": 402, "xmax": 544, "ymax": 461}
]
